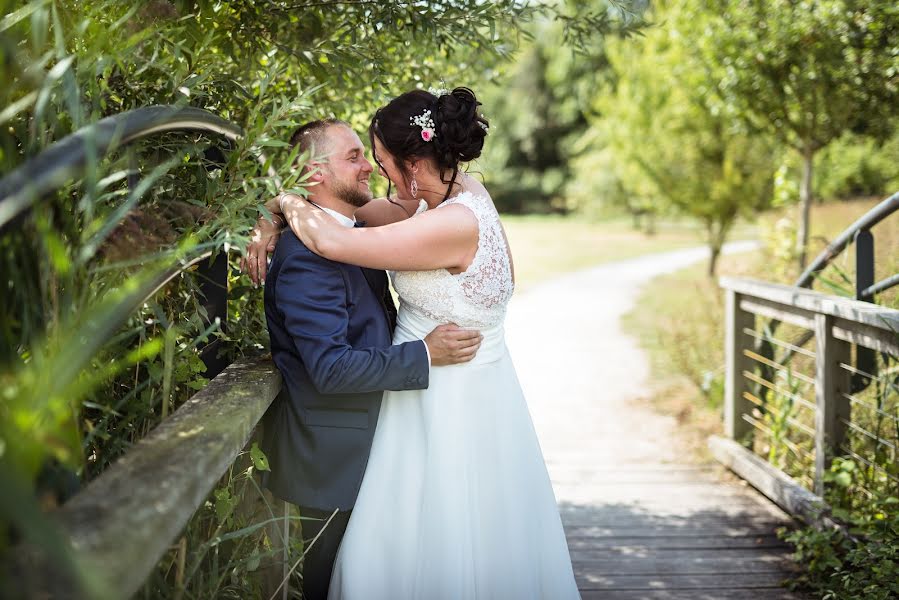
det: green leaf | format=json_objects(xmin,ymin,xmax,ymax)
[
  {"xmin": 0, "ymin": 1, "xmax": 45, "ymax": 33},
  {"xmin": 250, "ymin": 442, "xmax": 270, "ymax": 472},
  {"xmin": 246, "ymin": 551, "xmax": 261, "ymax": 572},
  {"xmin": 255, "ymin": 138, "xmax": 290, "ymax": 148},
  {"xmin": 214, "ymin": 487, "xmax": 235, "ymax": 524}
]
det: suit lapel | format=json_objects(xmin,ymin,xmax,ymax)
[
  {"xmin": 358, "ymin": 265, "xmax": 383, "ymax": 295},
  {"xmin": 353, "ymin": 220, "xmax": 392, "ymax": 325},
  {"xmin": 359, "ymin": 266, "xmax": 392, "ymax": 324}
]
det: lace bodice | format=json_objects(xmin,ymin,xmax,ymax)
[{"xmin": 390, "ymin": 191, "xmax": 514, "ymax": 328}]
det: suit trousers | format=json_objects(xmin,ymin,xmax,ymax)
[{"xmin": 299, "ymin": 506, "xmax": 352, "ymax": 600}]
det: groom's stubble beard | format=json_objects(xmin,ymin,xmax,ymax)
[{"xmin": 331, "ymin": 177, "xmax": 373, "ymax": 209}]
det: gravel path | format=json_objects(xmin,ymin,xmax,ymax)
[{"xmin": 506, "ymin": 241, "xmax": 759, "ymax": 467}]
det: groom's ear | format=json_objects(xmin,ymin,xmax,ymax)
[{"xmin": 306, "ymin": 161, "xmax": 326, "ymax": 183}]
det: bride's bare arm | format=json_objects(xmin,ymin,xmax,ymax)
[{"xmin": 281, "ymin": 194, "xmax": 477, "ymax": 271}]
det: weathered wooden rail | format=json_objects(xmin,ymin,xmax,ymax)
[
  {"xmin": 712, "ymin": 277, "xmax": 899, "ymax": 525},
  {"xmin": 713, "ymin": 192, "xmax": 898, "ymax": 530},
  {"xmin": 56, "ymin": 357, "xmax": 281, "ymax": 598}
]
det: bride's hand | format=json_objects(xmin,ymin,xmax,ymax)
[{"xmin": 241, "ymin": 213, "xmax": 284, "ymax": 286}]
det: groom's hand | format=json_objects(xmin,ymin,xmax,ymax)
[{"xmin": 424, "ymin": 324, "xmax": 483, "ymax": 366}]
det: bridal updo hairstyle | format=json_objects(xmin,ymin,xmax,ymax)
[{"xmin": 369, "ymin": 87, "xmax": 489, "ymax": 203}]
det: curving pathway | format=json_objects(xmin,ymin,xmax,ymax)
[{"xmin": 506, "ymin": 242, "xmax": 808, "ymax": 600}]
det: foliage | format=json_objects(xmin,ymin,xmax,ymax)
[
  {"xmin": 781, "ymin": 474, "xmax": 899, "ymax": 600},
  {"xmin": 588, "ymin": 0, "xmax": 778, "ymax": 275},
  {"xmin": 691, "ymin": 0, "xmax": 899, "ymax": 267},
  {"xmin": 816, "ymin": 131, "xmax": 899, "ymax": 200},
  {"xmin": 136, "ymin": 452, "xmax": 309, "ymax": 600},
  {"xmin": 781, "ymin": 350, "xmax": 899, "ymax": 600},
  {"xmin": 480, "ymin": 0, "xmax": 899, "ymax": 259},
  {"xmin": 478, "ymin": 0, "xmax": 649, "ymax": 214}
]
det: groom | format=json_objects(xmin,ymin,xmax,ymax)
[{"xmin": 256, "ymin": 119, "xmax": 481, "ymax": 600}]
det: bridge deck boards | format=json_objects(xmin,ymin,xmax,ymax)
[{"xmin": 553, "ymin": 464, "xmax": 807, "ymax": 599}]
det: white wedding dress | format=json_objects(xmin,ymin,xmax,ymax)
[{"xmin": 327, "ymin": 191, "xmax": 580, "ymax": 599}]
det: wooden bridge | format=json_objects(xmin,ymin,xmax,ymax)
[
  {"xmin": 506, "ymin": 247, "xmax": 810, "ymax": 599},
  {"xmin": 4, "ymin": 107, "xmax": 897, "ymax": 598}
]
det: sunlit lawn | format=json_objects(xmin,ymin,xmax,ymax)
[{"xmin": 501, "ymin": 214, "xmax": 722, "ymax": 290}]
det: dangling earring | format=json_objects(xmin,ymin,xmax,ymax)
[{"xmin": 410, "ymin": 175, "xmax": 419, "ymax": 199}]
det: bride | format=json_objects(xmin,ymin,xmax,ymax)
[{"xmin": 270, "ymin": 87, "xmax": 578, "ymax": 599}]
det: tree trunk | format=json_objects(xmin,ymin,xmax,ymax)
[
  {"xmin": 708, "ymin": 244, "xmax": 721, "ymax": 278},
  {"xmin": 797, "ymin": 146, "xmax": 815, "ymax": 270},
  {"xmin": 646, "ymin": 211, "xmax": 656, "ymax": 236},
  {"xmin": 707, "ymin": 220, "xmax": 723, "ymax": 278},
  {"xmin": 707, "ymin": 214, "xmax": 737, "ymax": 278}
]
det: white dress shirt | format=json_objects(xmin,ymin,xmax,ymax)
[{"xmin": 317, "ymin": 205, "xmax": 356, "ymax": 228}]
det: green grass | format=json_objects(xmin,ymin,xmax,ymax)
[{"xmin": 502, "ymin": 214, "xmax": 716, "ymax": 289}]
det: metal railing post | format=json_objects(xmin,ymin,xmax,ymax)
[
  {"xmin": 853, "ymin": 229, "xmax": 877, "ymax": 393},
  {"xmin": 198, "ymin": 251, "xmax": 230, "ymax": 378}
]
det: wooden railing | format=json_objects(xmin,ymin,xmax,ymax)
[
  {"xmin": 56, "ymin": 358, "xmax": 282, "ymax": 598},
  {"xmin": 711, "ymin": 277, "xmax": 899, "ymax": 524}
]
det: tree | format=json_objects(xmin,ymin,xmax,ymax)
[
  {"xmin": 477, "ymin": 0, "xmax": 649, "ymax": 213},
  {"xmin": 693, "ymin": 0, "xmax": 899, "ymax": 268},
  {"xmin": 592, "ymin": 0, "xmax": 777, "ymax": 275}
]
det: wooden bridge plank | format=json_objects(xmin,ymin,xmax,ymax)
[
  {"xmin": 558, "ymin": 505, "xmax": 791, "ymax": 523},
  {"xmin": 570, "ymin": 549, "xmax": 797, "ymax": 572},
  {"xmin": 574, "ymin": 571, "xmax": 793, "ymax": 590},
  {"xmin": 581, "ymin": 590, "xmax": 805, "ymax": 599},
  {"xmin": 566, "ymin": 525, "xmax": 789, "ymax": 538},
  {"xmin": 567, "ymin": 535, "xmax": 789, "ymax": 550},
  {"xmin": 549, "ymin": 466, "xmax": 723, "ymax": 484}
]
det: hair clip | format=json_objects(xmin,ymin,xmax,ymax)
[{"xmin": 410, "ymin": 109, "xmax": 436, "ymax": 142}]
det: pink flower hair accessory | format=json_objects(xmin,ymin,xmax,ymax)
[{"xmin": 410, "ymin": 109, "xmax": 436, "ymax": 142}]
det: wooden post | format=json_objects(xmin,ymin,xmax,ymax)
[
  {"xmin": 814, "ymin": 313, "xmax": 852, "ymax": 496},
  {"xmin": 725, "ymin": 289, "xmax": 755, "ymax": 443}
]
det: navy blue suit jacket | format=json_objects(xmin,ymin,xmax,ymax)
[{"xmin": 261, "ymin": 229, "xmax": 429, "ymax": 510}]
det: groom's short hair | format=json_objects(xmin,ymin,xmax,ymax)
[{"xmin": 289, "ymin": 118, "xmax": 351, "ymax": 163}]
